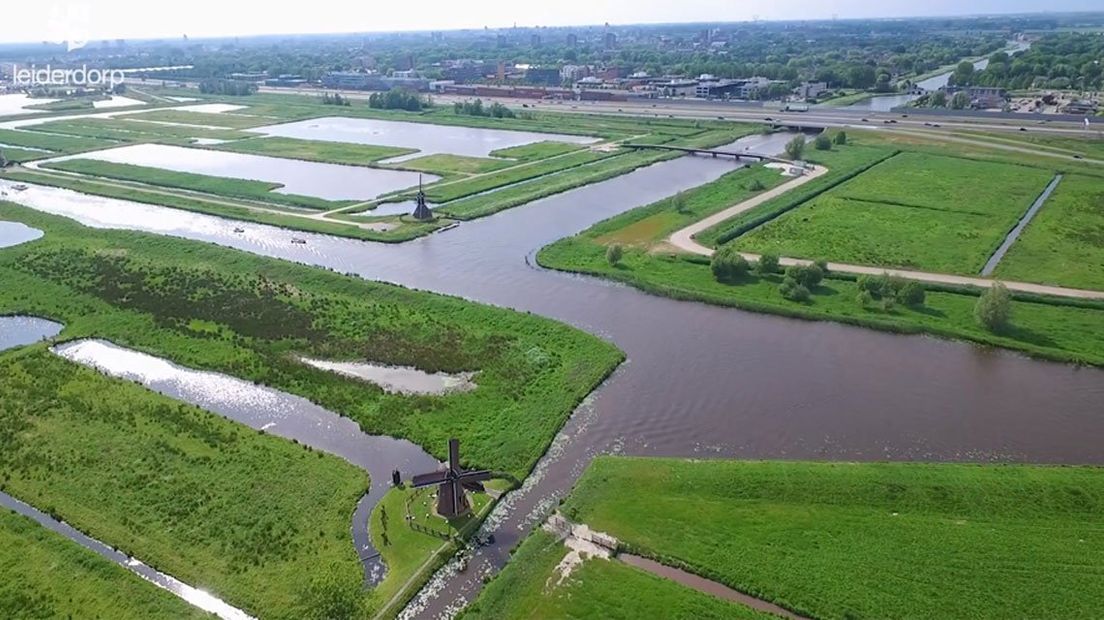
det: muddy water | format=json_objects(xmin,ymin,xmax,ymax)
[
  {"xmin": 4, "ymin": 129, "xmax": 1104, "ymax": 617},
  {"xmin": 51, "ymin": 339, "xmax": 441, "ymax": 585},
  {"xmin": 299, "ymin": 357, "xmax": 476, "ymax": 395}
]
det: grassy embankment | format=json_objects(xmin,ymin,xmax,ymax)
[
  {"xmin": 124, "ymin": 109, "xmax": 272, "ymax": 129},
  {"xmin": 732, "ymin": 152, "xmax": 1055, "ymax": 275},
  {"xmin": 537, "ymin": 146, "xmax": 1104, "ymax": 366},
  {"xmin": 0, "ymin": 511, "xmax": 209, "ymax": 619},
  {"xmin": 543, "ymin": 457, "xmax": 1104, "ymax": 620},
  {"xmin": 40, "ymin": 158, "xmax": 355, "ymax": 211},
  {"xmin": 0, "ymin": 205, "xmax": 621, "ymax": 615},
  {"xmin": 25, "ymin": 117, "xmax": 257, "ymax": 143},
  {"xmin": 462, "ymin": 529, "xmax": 770, "ymax": 620},
  {"xmin": 213, "ymin": 135, "xmax": 417, "ymax": 166},
  {"xmin": 0, "ymin": 168, "xmax": 447, "ymax": 242}
]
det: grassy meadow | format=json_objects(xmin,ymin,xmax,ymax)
[
  {"xmin": 213, "ymin": 136, "xmax": 417, "ymax": 166},
  {"xmin": 551, "ymin": 457, "xmax": 1104, "ymax": 620},
  {"xmin": 994, "ymin": 174, "xmax": 1104, "ymax": 290},
  {"xmin": 0, "ymin": 510, "xmax": 209, "ymax": 619},
  {"xmin": 733, "ymin": 152, "xmax": 1055, "ymax": 274}
]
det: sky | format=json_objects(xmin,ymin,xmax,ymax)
[{"xmin": 0, "ymin": 0, "xmax": 1098, "ymax": 44}]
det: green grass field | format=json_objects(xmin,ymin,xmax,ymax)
[
  {"xmin": 463, "ymin": 530, "xmax": 770, "ymax": 620},
  {"xmin": 412, "ymin": 149, "xmax": 615, "ymax": 204},
  {"xmin": 994, "ymin": 174, "xmax": 1104, "ymax": 290},
  {"xmin": 557, "ymin": 457, "xmax": 1104, "ymax": 620},
  {"xmin": 490, "ymin": 141, "xmax": 587, "ymax": 161},
  {"xmin": 0, "ymin": 127, "xmax": 115, "ymax": 153},
  {"xmin": 42, "ymin": 158, "xmax": 353, "ymax": 211},
  {"xmin": 733, "ymin": 152, "xmax": 1055, "ymax": 274},
  {"xmin": 213, "ymin": 136, "xmax": 416, "ymax": 166},
  {"xmin": 0, "ymin": 510, "xmax": 209, "ymax": 619},
  {"xmin": 0, "ymin": 347, "xmax": 369, "ymax": 619},
  {"xmin": 125, "ymin": 109, "xmax": 270, "ymax": 129},
  {"xmin": 26, "ymin": 118, "xmax": 257, "ymax": 143},
  {"xmin": 389, "ymin": 153, "xmax": 515, "ymax": 176}
]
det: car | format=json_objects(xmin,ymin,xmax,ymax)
[
  {"xmin": 924, "ymin": 122, "xmax": 932, "ymax": 126},
  {"xmin": 764, "ymin": 116, "xmax": 773, "ymax": 121},
  {"xmin": 861, "ymin": 118, "xmax": 869, "ymax": 122},
  {"xmin": 932, "ymin": 123, "xmax": 941, "ymax": 128},
  {"xmin": 1019, "ymin": 127, "xmax": 1027, "ymax": 132},
  {"xmin": 901, "ymin": 114, "xmax": 909, "ymax": 118},
  {"xmin": 717, "ymin": 116, "xmax": 725, "ymax": 120},
  {"xmin": 1073, "ymin": 154, "xmax": 1084, "ymax": 159}
]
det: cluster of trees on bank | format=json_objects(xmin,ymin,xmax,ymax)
[
  {"xmin": 453, "ymin": 99, "xmax": 515, "ymax": 118},
  {"xmin": 197, "ymin": 78, "xmax": 257, "ymax": 96},
  {"xmin": 367, "ymin": 89, "xmax": 428, "ymax": 111},
  {"xmin": 320, "ymin": 92, "xmax": 351, "ymax": 106}
]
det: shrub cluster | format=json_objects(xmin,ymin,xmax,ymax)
[{"xmin": 856, "ymin": 273, "xmax": 927, "ymax": 310}]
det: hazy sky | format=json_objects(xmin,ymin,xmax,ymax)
[{"xmin": 0, "ymin": 1, "xmax": 1097, "ymax": 44}]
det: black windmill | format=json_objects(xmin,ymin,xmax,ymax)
[
  {"xmin": 411, "ymin": 438, "xmax": 491, "ymax": 518},
  {"xmin": 411, "ymin": 174, "xmax": 433, "ymax": 220}
]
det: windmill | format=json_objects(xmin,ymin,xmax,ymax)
[
  {"xmin": 411, "ymin": 438, "xmax": 491, "ymax": 518},
  {"xmin": 411, "ymin": 174, "xmax": 432, "ymax": 220}
]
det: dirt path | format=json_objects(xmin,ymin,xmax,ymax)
[
  {"xmin": 666, "ymin": 167, "xmax": 1104, "ymax": 301},
  {"xmin": 668, "ymin": 164, "xmax": 828, "ymax": 254}
]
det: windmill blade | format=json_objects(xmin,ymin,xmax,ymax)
[
  {"xmin": 411, "ymin": 470, "xmax": 450, "ymax": 488},
  {"xmin": 461, "ymin": 480, "xmax": 486, "ymax": 493},
  {"xmin": 459, "ymin": 469, "xmax": 493, "ymax": 482},
  {"xmin": 448, "ymin": 438, "xmax": 462, "ymax": 475}
]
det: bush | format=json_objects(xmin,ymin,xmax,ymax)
[
  {"xmin": 711, "ymin": 246, "xmax": 749, "ymax": 283},
  {"xmin": 747, "ymin": 178, "xmax": 766, "ymax": 191},
  {"xmin": 814, "ymin": 133, "xmax": 832, "ymax": 150},
  {"xmin": 369, "ymin": 89, "xmax": 427, "ymax": 111},
  {"xmin": 756, "ymin": 253, "xmax": 780, "ymax": 275},
  {"xmin": 784, "ymin": 135, "xmax": 806, "ymax": 160},
  {"xmin": 975, "ymin": 282, "xmax": 1013, "ymax": 332},
  {"xmin": 896, "ymin": 281, "xmax": 926, "ymax": 306},
  {"xmin": 833, "ymin": 131, "xmax": 848, "ymax": 145},
  {"xmin": 779, "ymin": 277, "xmax": 811, "ymax": 302},
  {"xmin": 785, "ymin": 263, "xmax": 824, "ymax": 288},
  {"xmin": 606, "ymin": 244, "xmax": 623, "ymax": 266}
]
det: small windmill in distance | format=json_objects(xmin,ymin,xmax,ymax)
[{"xmin": 411, "ymin": 174, "xmax": 433, "ymax": 220}]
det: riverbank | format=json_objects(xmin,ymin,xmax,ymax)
[{"xmin": 469, "ymin": 457, "xmax": 1104, "ymax": 619}]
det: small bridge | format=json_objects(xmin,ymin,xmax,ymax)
[{"xmin": 623, "ymin": 143, "xmax": 794, "ymax": 165}]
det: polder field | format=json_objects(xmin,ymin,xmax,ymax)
[
  {"xmin": 0, "ymin": 91, "xmax": 762, "ymax": 242},
  {"xmin": 539, "ymin": 131, "xmax": 1104, "ymax": 366},
  {"xmin": 730, "ymin": 152, "xmax": 1055, "ymax": 275},
  {"xmin": 469, "ymin": 457, "xmax": 1104, "ymax": 620},
  {"xmin": 0, "ymin": 204, "xmax": 622, "ymax": 617}
]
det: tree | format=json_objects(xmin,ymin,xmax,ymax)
[
  {"xmin": 814, "ymin": 133, "xmax": 832, "ymax": 151},
  {"xmin": 896, "ymin": 280, "xmax": 926, "ymax": 306},
  {"xmin": 606, "ymin": 244, "xmax": 623, "ymax": 266},
  {"xmin": 779, "ymin": 277, "xmax": 810, "ymax": 302},
  {"xmin": 671, "ymin": 191, "xmax": 689, "ymax": 214},
  {"xmin": 951, "ymin": 91, "xmax": 970, "ymax": 110},
  {"xmin": 756, "ymin": 253, "xmax": 780, "ymax": 275},
  {"xmin": 711, "ymin": 246, "xmax": 749, "ymax": 283},
  {"xmin": 833, "ymin": 131, "xmax": 847, "ymax": 146},
  {"xmin": 785, "ymin": 263, "xmax": 823, "ymax": 288},
  {"xmin": 784, "ymin": 135, "xmax": 806, "ymax": 160},
  {"xmin": 929, "ymin": 90, "xmax": 948, "ymax": 107},
  {"xmin": 975, "ymin": 282, "xmax": 1012, "ymax": 332}
]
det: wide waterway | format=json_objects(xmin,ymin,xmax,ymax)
[{"xmin": 3, "ymin": 129, "xmax": 1103, "ymax": 618}]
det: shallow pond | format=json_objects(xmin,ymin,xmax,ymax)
[
  {"xmin": 46, "ymin": 143, "xmax": 436, "ymax": 201},
  {"xmin": 0, "ymin": 93, "xmax": 56, "ymax": 117},
  {"xmin": 254, "ymin": 116, "xmax": 600, "ymax": 162},
  {"xmin": 300, "ymin": 357, "xmax": 476, "ymax": 395},
  {"xmin": 0, "ymin": 316, "xmax": 63, "ymax": 352},
  {"xmin": 0, "ymin": 220, "xmax": 44, "ymax": 248},
  {"xmin": 52, "ymin": 338, "xmax": 441, "ymax": 584}
]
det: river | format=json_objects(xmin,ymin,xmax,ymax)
[{"xmin": 2, "ymin": 129, "xmax": 1103, "ymax": 617}]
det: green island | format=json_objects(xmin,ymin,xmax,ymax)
[
  {"xmin": 470, "ymin": 457, "xmax": 1104, "ymax": 620},
  {"xmin": 0, "ymin": 510, "xmax": 210, "ymax": 619},
  {"xmin": 0, "ymin": 204, "xmax": 622, "ymax": 616},
  {"xmin": 539, "ymin": 134, "xmax": 1104, "ymax": 366}
]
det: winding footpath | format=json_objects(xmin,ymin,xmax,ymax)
[{"xmin": 667, "ymin": 168, "xmax": 1104, "ymax": 301}]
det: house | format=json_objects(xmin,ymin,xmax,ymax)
[{"xmin": 793, "ymin": 81, "xmax": 828, "ymax": 100}]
